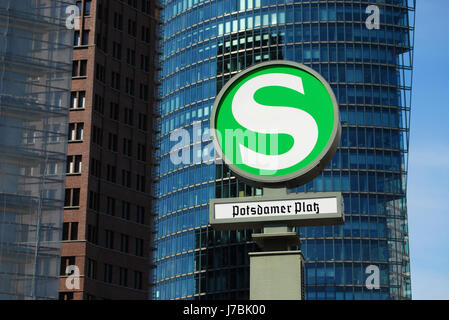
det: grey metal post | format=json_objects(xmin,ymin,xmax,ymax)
[{"xmin": 249, "ymin": 188, "xmax": 305, "ymax": 300}]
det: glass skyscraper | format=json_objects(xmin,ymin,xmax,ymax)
[
  {"xmin": 153, "ymin": 0, "xmax": 414, "ymax": 300},
  {"xmin": 0, "ymin": 0, "xmax": 74, "ymax": 299}
]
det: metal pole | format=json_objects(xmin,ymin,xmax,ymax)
[{"xmin": 249, "ymin": 188, "xmax": 305, "ymax": 300}]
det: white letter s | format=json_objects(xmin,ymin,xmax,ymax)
[{"xmin": 231, "ymin": 73, "xmax": 318, "ymax": 172}]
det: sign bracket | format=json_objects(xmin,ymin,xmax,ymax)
[{"xmin": 251, "ymin": 187, "xmax": 301, "ymax": 251}]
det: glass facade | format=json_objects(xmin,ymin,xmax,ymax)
[
  {"xmin": 153, "ymin": 0, "xmax": 414, "ymax": 300},
  {"xmin": 0, "ymin": 0, "xmax": 74, "ymax": 299}
]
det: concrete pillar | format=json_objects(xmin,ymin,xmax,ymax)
[
  {"xmin": 249, "ymin": 250, "xmax": 305, "ymax": 300},
  {"xmin": 250, "ymin": 224, "xmax": 304, "ymax": 300}
]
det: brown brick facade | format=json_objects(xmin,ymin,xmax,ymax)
[{"xmin": 59, "ymin": 0, "xmax": 160, "ymax": 300}]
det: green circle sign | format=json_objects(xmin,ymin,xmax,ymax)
[{"xmin": 211, "ymin": 60, "xmax": 341, "ymax": 187}]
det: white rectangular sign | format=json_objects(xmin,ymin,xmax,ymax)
[
  {"xmin": 209, "ymin": 192, "xmax": 344, "ymax": 230},
  {"xmin": 215, "ymin": 197, "xmax": 338, "ymax": 220}
]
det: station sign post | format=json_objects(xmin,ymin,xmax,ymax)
[{"xmin": 209, "ymin": 60, "xmax": 343, "ymax": 300}]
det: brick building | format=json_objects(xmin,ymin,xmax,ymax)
[{"xmin": 59, "ymin": 0, "xmax": 161, "ymax": 300}]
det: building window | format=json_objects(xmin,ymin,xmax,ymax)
[
  {"xmin": 23, "ymin": 126, "xmax": 36, "ymax": 145},
  {"xmin": 74, "ymin": 30, "xmax": 80, "ymax": 46},
  {"xmin": 90, "ymin": 157, "xmax": 102, "ymax": 178},
  {"xmin": 82, "ymin": 30, "xmax": 90, "ymax": 45},
  {"xmin": 141, "ymin": 0, "xmax": 150, "ymax": 14},
  {"xmin": 75, "ymin": 1, "xmax": 82, "ymax": 14},
  {"xmin": 60, "ymin": 256, "xmax": 75, "ymax": 275},
  {"xmin": 123, "ymin": 138, "xmax": 132, "ymax": 157},
  {"xmin": 68, "ymin": 123, "xmax": 84, "ymax": 142},
  {"xmin": 109, "ymin": 102, "xmax": 119, "ymax": 120},
  {"xmin": 136, "ymin": 206, "xmax": 145, "ymax": 224},
  {"xmin": 105, "ymin": 230, "xmax": 114, "ymax": 249},
  {"xmin": 121, "ymin": 201, "xmax": 131, "ymax": 220},
  {"xmin": 111, "ymin": 71, "xmax": 120, "ymax": 90},
  {"xmin": 96, "ymin": 63, "xmax": 106, "ymax": 82},
  {"xmin": 84, "ymin": 0, "xmax": 92, "ymax": 16},
  {"xmin": 74, "ymin": 30, "xmax": 89, "ymax": 46},
  {"xmin": 139, "ymin": 84, "xmax": 148, "ymax": 101},
  {"xmin": 135, "ymin": 238, "xmax": 144, "ymax": 257},
  {"xmin": 70, "ymin": 91, "xmax": 86, "ymax": 109},
  {"xmin": 120, "ymin": 234, "xmax": 129, "ymax": 253},
  {"xmin": 78, "ymin": 91, "xmax": 86, "ymax": 108},
  {"xmin": 113, "ymin": 12, "xmax": 123, "ymax": 30},
  {"xmin": 62, "ymin": 222, "xmax": 79, "ymax": 240},
  {"xmin": 72, "ymin": 61, "xmax": 78, "ymax": 76},
  {"xmin": 101, "ymin": 34, "xmax": 108, "ymax": 52},
  {"xmin": 67, "ymin": 155, "xmax": 82, "ymax": 174},
  {"xmin": 85, "ymin": 294, "xmax": 96, "ymax": 300},
  {"xmin": 136, "ymin": 175, "xmax": 145, "ymax": 192},
  {"xmin": 70, "ymin": 92, "xmax": 76, "ymax": 108},
  {"xmin": 112, "ymin": 41, "xmax": 121, "ymax": 60},
  {"xmin": 137, "ymin": 143, "xmax": 146, "ymax": 161},
  {"xmin": 125, "ymin": 77, "xmax": 135, "ymax": 95},
  {"xmin": 70, "ymin": 222, "xmax": 78, "ymax": 240},
  {"xmin": 87, "ymin": 224, "xmax": 98, "ymax": 244},
  {"xmin": 140, "ymin": 26, "xmax": 145, "ymax": 42},
  {"xmin": 144, "ymin": 27, "xmax": 150, "ymax": 43},
  {"xmin": 122, "ymin": 170, "xmax": 131, "ymax": 188},
  {"xmin": 124, "ymin": 108, "xmax": 133, "ymax": 126},
  {"xmin": 64, "ymin": 188, "xmax": 80, "ymax": 208},
  {"xmin": 46, "ymin": 162, "xmax": 58, "ymax": 176},
  {"xmin": 103, "ymin": 264, "xmax": 113, "ymax": 283},
  {"xmin": 88, "ymin": 190, "xmax": 100, "ymax": 211},
  {"xmin": 138, "ymin": 113, "xmax": 147, "ymax": 131},
  {"xmin": 128, "ymin": 19, "xmax": 137, "ymax": 37},
  {"xmin": 119, "ymin": 267, "xmax": 128, "ymax": 287},
  {"xmin": 108, "ymin": 133, "xmax": 118, "ymax": 152},
  {"xmin": 140, "ymin": 26, "xmax": 150, "ymax": 43},
  {"xmin": 92, "ymin": 126, "xmax": 103, "ymax": 146},
  {"xmin": 87, "ymin": 258, "xmax": 97, "ymax": 279},
  {"xmin": 72, "ymin": 60, "xmax": 87, "ymax": 77},
  {"xmin": 85, "ymin": 293, "xmax": 97, "ymax": 300},
  {"xmin": 62, "ymin": 222, "xmax": 69, "ymax": 240},
  {"xmin": 140, "ymin": 54, "xmax": 150, "ymax": 72},
  {"xmin": 94, "ymin": 94, "xmax": 105, "ymax": 113},
  {"xmin": 126, "ymin": 48, "xmax": 136, "ymax": 66},
  {"xmin": 76, "ymin": 123, "xmax": 84, "ymax": 140},
  {"xmin": 59, "ymin": 292, "xmax": 74, "ymax": 300},
  {"xmin": 97, "ymin": 1, "xmax": 104, "ymax": 20},
  {"xmin": 68, "ymin": 123, "xmax": 75, "ymax": 141},
  {"xmin": 106, "ymin": 196, "xmax": 116, "ymax": 215},
  {"xmin": 106, "ymin": 164, "xmax": 116, "ymax": 183},
  {"xmin": 134, "ymin": 271, "xmax": 142, "ymax": 290}
]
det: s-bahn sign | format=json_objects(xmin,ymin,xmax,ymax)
[
  {"xmin": 209, "ymin": 60, "xmax": 343, "ymax": 229},
  {"xmin": 211, "ymin": 60, "xmax": 341, "ymax": 188},
  {"xmin": 209, "ymin": 61, "xmax": 343, "ymax": 300}
]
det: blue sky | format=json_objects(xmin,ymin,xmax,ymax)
[{"xmin": 407, "ymin": 0, "xmax": 449, "ymax": 300}]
